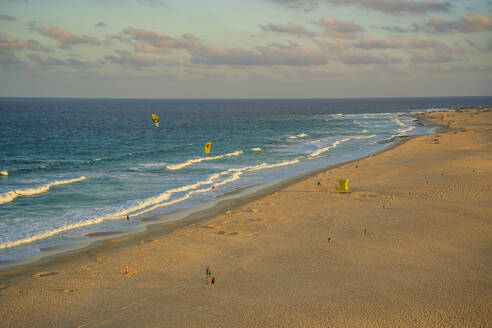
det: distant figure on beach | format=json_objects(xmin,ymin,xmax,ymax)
[
  {"xmin": 317, "ymin": 181, "xmax": 321, "ymax": 189},
  {"xmin": 206, "ymin": 266, "xmax": 211, "ymax": 279},
  {"xmin": 127, "ymin": 215, "xmax": 130, "ymax": 221},
  {"xmin": 211, "ymin": 276, "xmax": 215, "ymax": 288}
]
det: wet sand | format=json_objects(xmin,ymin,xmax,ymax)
[{"xmin": 1, "ymin": 108, "xmax": 491, "ymax": 327}]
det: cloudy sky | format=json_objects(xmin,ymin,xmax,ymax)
[{"xmin": 1, "ymin": 0, "xmax": 491, "ymax": 98}]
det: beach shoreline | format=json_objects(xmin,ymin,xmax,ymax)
[
  {"xmin": 0, "ymin": 113, "xmax": 427, "ymax": 273},
  {"xmin": 0, "ymin": 136, "xmax": 411, "ymax": 276},
  {"xmin": 1, "ymin": 107, "xmax": 491, "ymax": 327}
]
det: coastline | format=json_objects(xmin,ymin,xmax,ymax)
[
  {"xmin": 0, "ymin": 118, "xmax": 422, "ymax": 273},
  {"xmin": 1, "ymin": 107, "xmax": 491, "ymax": 327}
]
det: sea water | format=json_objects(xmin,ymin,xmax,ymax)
[{"xmin": 1, "ymin": 97, "xmax": 491, "ymax": 263}]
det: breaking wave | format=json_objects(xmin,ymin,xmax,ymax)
[
  {"xmin": 0, "ymin": 159, "xmax": 299, "ymax": 249},
  {"xmin": 0, "ymin": 176, "xmax": 86, "ymax": 205},
  {"xmin": 289, "ymin": 133, "xmax": 308, "ymax": 139},
  {"xmin": 166, "ymin": 150, "xmax": 243, "ymax": 170},
  {"xmin": 309, "ymin": 135, "xmax": 376, "ymax": 157}
]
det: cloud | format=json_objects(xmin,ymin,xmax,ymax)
[
  {"xmin": 0, "ymin": 35, "xmax": 33, "ymax": 50},
  {"xmin": 0, "ymin": 50, "xmax": 24, "ymax": 67},
  {"xmin": 417, "ymin": 13, "xmax": 492, "ymax": 33},
  {"xmin": 114, "ymin": 27, "xmax": 403, "ymax": 68},
  {"xmin": 316, "ymin": 17, "xmax": 363, "ymax": 39},
  {"xmin": 28, "ymin": 53, "xmax": 65, "ymax": 66},
  {"xmin": 123, "ymin": 28, "xmax": 201, "ymax": 50},
  {"xmin": 95, "ymin": 22, "xmax": 106, "ymax": 28},
  {"xmin": 134, "ymin": 42, "xmax": 168, "ymax": 54},
  {"xmin": 27, "ymin": 53, "xmax": 95, "ymax": 68},
  {"xmin": 268, "ymin": 0, "xmax": 452, "ymax": 15},
  {"xmin": 378, "ymin": 25, "xmax": 409, "ymax": 33},
  {"xmin": 0, "ymin": 34, "xmax": 51, "ymax": 52},
  {"xmin": 0, "ymin": 14, "xmax": 16, "ymax": 21},
  {"xmin": 119, "ymin": 28, "xmax": 331, "ymax": 66},
  {"xmin": 38, "ymin": 27, "xmax": 101, "ymax": 49},
  {"xmin": 410, "ymin": 53, "xmax": 457, "ymax": 63},
  {"xmin": 190, "ymin": 41, "xmax": 330, "ymax": 66},
  {"xmin": 105, "ymin": 50, "xmax": 175, "ymax": 67},
  {"xmin": 409, "ymin": 62, "xmax": 489, "ymax": 73},
  {"xmin": 354, "ymin": 35, "xmax": 458, "ymax": 53},
  {"xmin": 313, "ymin": 39, "xmax": 350, "ymax": 52},
  {"xmin": 268, "ymin": 0, "xmax": 320, "ymax": 10},
  {"xmin": 259, "ymin": 22, "xmax": 315, "ymax": 37},
  {"xmin": 338, "ymin": 50, "xmax": 403, "ymax": 65},
  {"xmin": 103, "ymin": 33, "xmax": 133, "ymax": 45}
]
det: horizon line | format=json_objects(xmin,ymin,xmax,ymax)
[{"xmin": 1, "ymin": 95, "xmax": 491, "ymax": 101}]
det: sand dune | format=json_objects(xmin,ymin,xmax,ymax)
[{"xmin": 0, "ymin": 108, "xmax": 491, "ymax": 327}]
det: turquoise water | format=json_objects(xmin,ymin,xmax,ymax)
[{"xmin": 1, "ymin": 97, "xmax": 491, "ymax": 262}]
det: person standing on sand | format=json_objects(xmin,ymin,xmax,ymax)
[{"xmin": 211, "ymin": 276, "xmax": 215, "ymax": 288}]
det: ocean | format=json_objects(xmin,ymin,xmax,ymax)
[{"xmin": 1, "ymin": 97, "xmax": 491, "ymax": 264}]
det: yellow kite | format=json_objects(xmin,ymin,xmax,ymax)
[
  {"xmin": 204, "ymin": 142, "xmax": 212, "ymax": 155},
  {"xmin": 150, "ymin": 113, "xmax": 159, "ymax": 127}
]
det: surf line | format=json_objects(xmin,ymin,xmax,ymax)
[
  {"xmin": 166, "ymin": 150, "xmax": 243, "ymax": 171},
  {"xmin": 0, "ymin": 159, "xmax": 299, "ymax": 250},
  {"xmin": 0, "ymin": 176, "xmax": 87, "ymax": 205}
]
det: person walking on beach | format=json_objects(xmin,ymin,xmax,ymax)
[
  {"xmin": 211, "ymin": 276, "xmax": 215, "ymax": 288},
  {"xmin": 205, "ymin": 266, "xmax": 212, "ymax": 284}
]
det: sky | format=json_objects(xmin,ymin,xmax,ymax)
[{"xmin": 0, "ymin": 0, "xmax": 491, "ymax": 98}]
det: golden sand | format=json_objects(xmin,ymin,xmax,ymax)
[{"xmin": 1, "ymin": 108, "xmax": 491, "ymax": 327}]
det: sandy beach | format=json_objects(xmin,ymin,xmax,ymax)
[{"xmin": 1, "ymin": 108, "xmax": 491, "ymax": 327}]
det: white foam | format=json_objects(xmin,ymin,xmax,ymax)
[
  {"xmin": 226, "ymin": 151, "xmax": 243, "ymax": 157},
  {"xmin": 392, "ymin": 118, "xmax": 406, "ymax": 127},
  {"xmin": 246, "ymin": 159, "xmax": 300, "ymax": 172},
  {"xmin": 251, "ymin": 147, "xmax": 262, "ymax": 151},
  {"xmin": 0, "ymin": 176, "xmax": 87, "ymax": 205},
  {"xmin": 0, "ymin": 158, "xmax": 302, "ymax": 250},
  {"xmin": 0, "ymin": 170, "xmax": 8, "ymax": 176},
  {"xmin": 0, "ymin": 217, "xmax": 108, "ymax": 250},
  {"xmin": 353, "ymin": 135, "xmax": 377, "ymax": 140},
  {"xmin": 289, "ymin": 133, "xmax": 308, "ymax": 139},
  {"xmin": 309, "ymin": 135, "xmax": 376, "ymax": 158},
  {"xmin": 309, "ymin": 138, "xmax": 350, "ymax": 157},
  {"xmin": 166, "ymin": 150, "xmax": 243, "ymax": 170},
  {"xmin": 0, "ymin": 173, "xmax": 222, "ymax": 249},
  {"xmin": 397, "ymin": 126, "xmax": 416, "ymax": 135},
  {"xmin": 131, "ymin": 162, "xmax": 167, "ymax": 170},
  {"xmin": 166, "ymin": 155, "xmax": 222, "ymax": 170}
]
